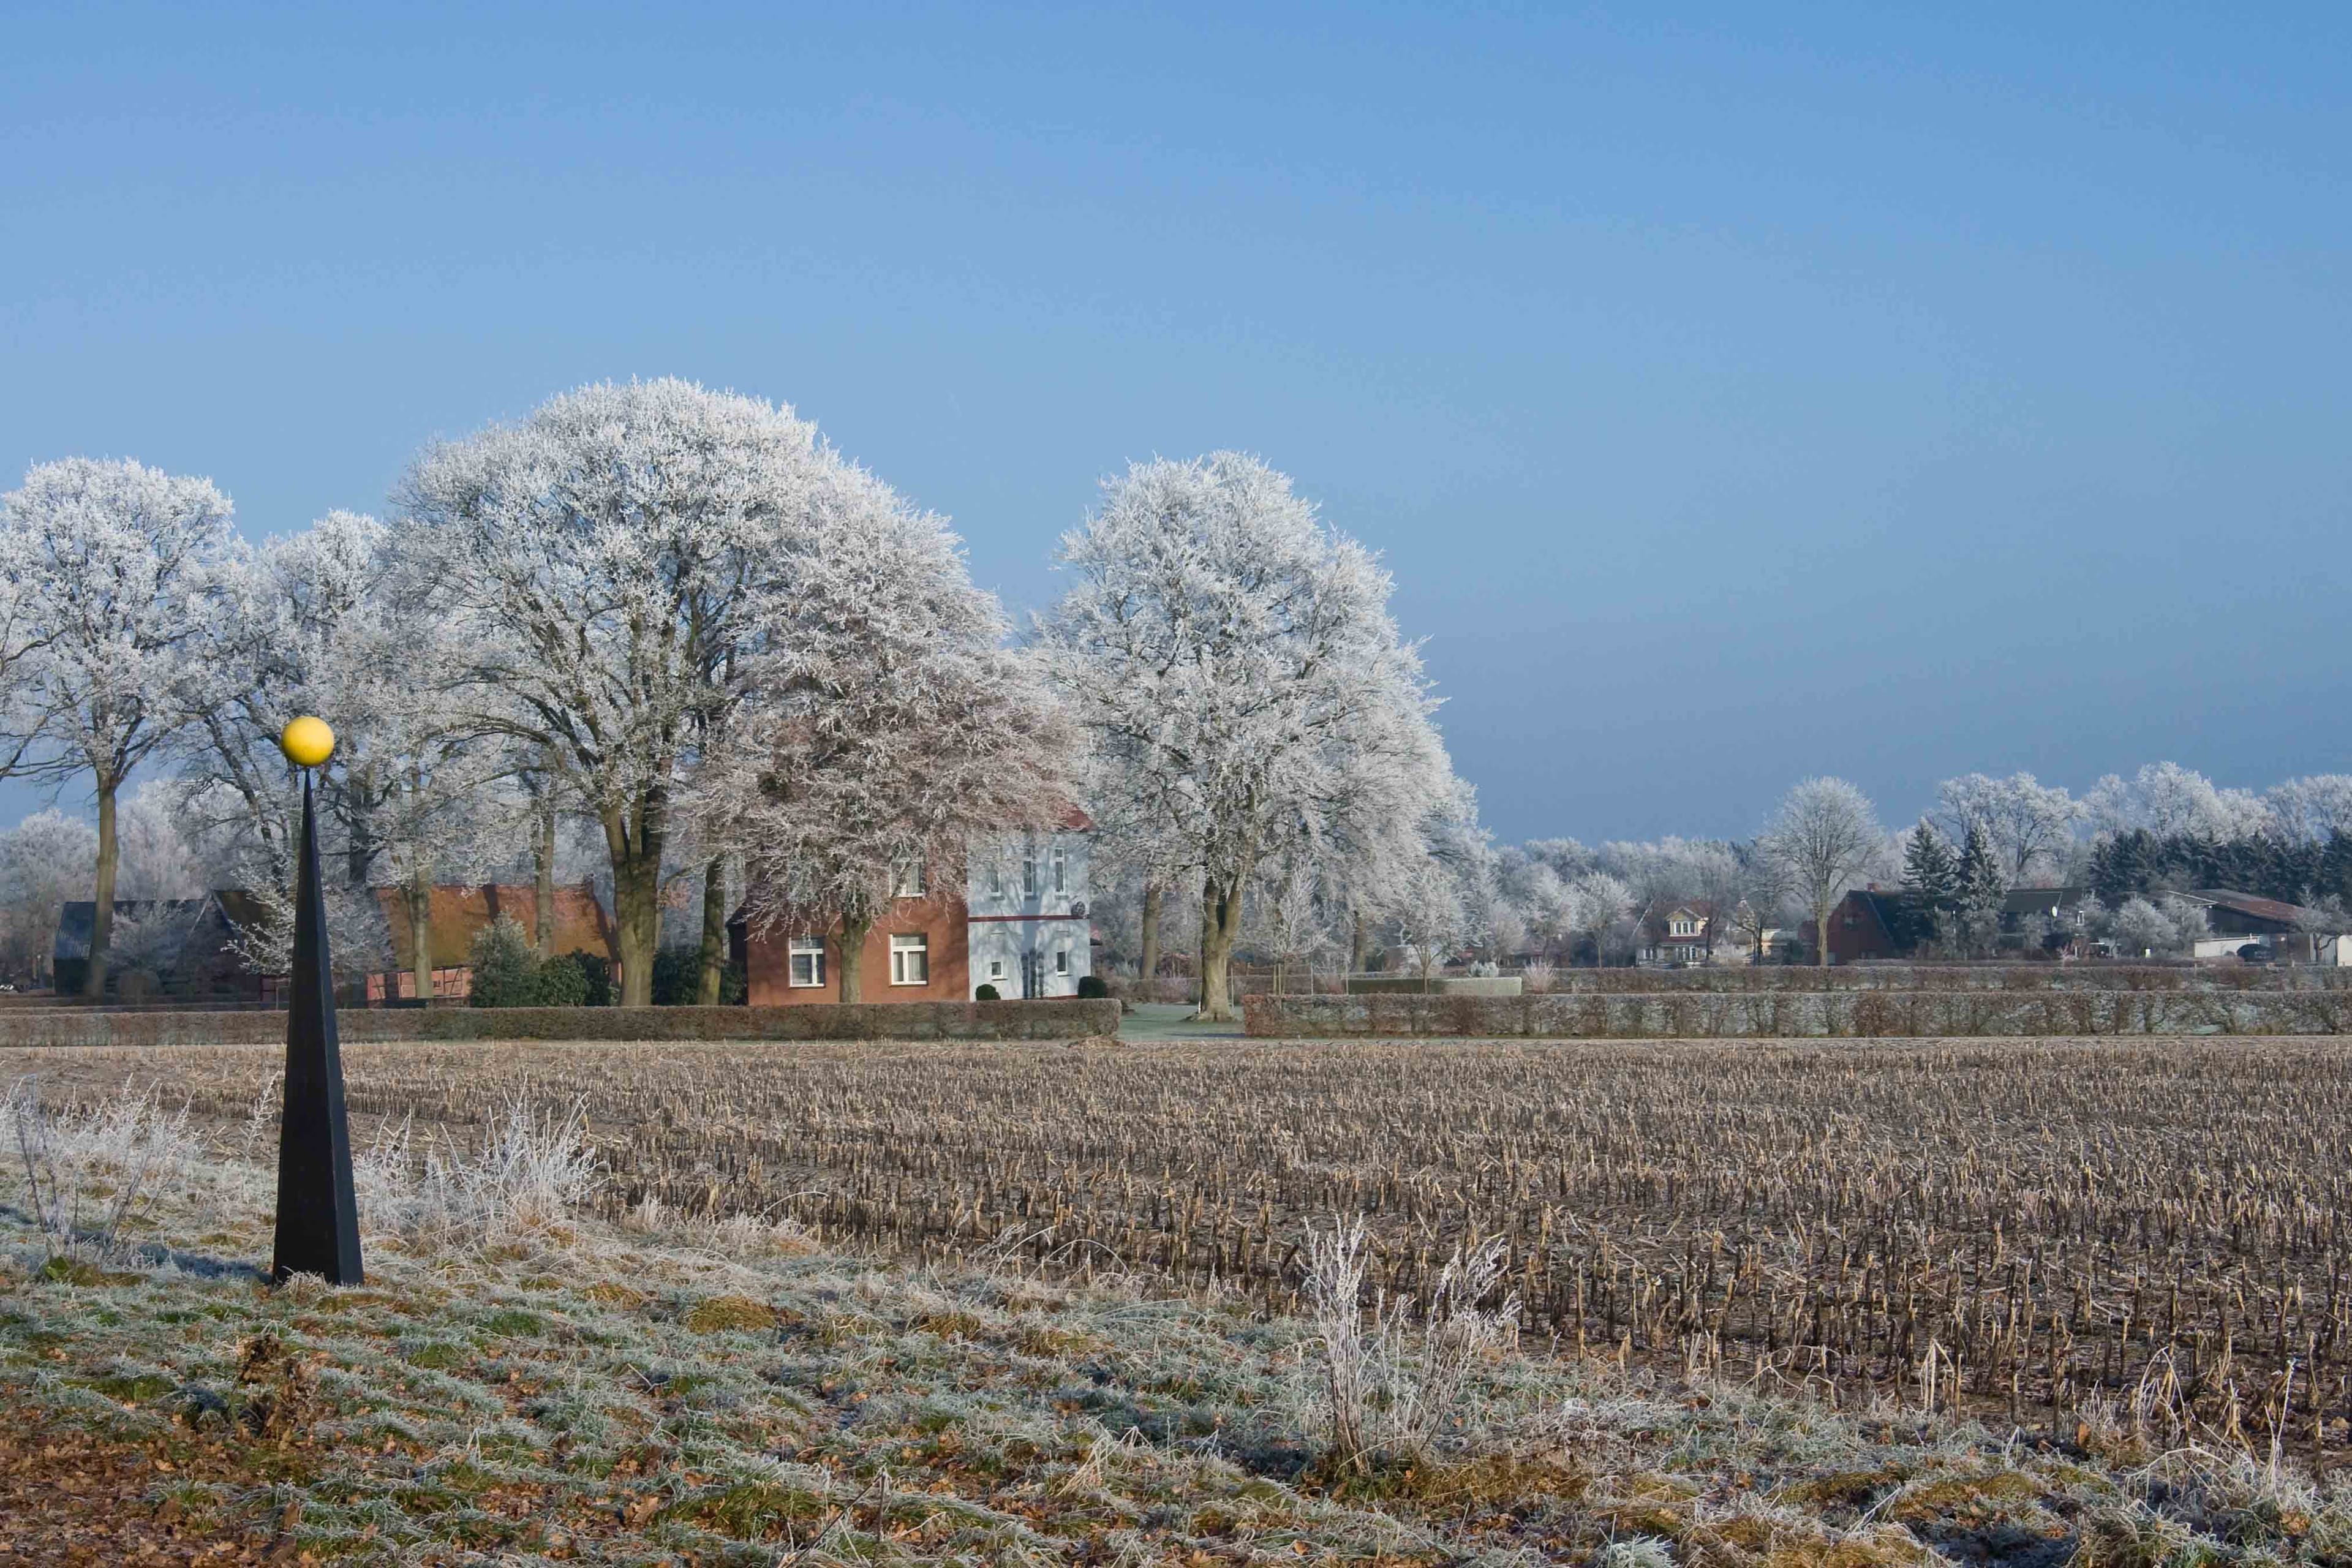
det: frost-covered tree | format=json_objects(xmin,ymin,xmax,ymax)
[
  {"xmin": 1901, "ymin": 818, "xmax": 1959, "ymax": 905},
  {"xmin": 1562, "ymin": 872, "xmax": 1632, "ymax": 967},
  {"xmin": 692, "ymin": 466, "xmax": 1072, "ymax": 1003},
  {"xmin": 2267, "ymin": 776, "xmax": 2352, "ymax": 848},
  {"xmin": 1727, "ymin": 839, "xmax": 1795, "ymax": 961},
  {"xmin": 2098, "ymin": 892, "xmax": 2208, "ymax": 958},
  {"xmin": 0, "ymin": 809, "xmax": 97, "ymax": 986},
  {"xmin": 1934, "ymin": 771, "xmax": 2080, "ymax": 885},
  {"xmin": 394, "ymin": 379, "xmax": 856, "ymax": 1005},
  {"xmin": 1038, "ymin": 454, "xmax": 1453, "ymax": 1021},
  {"xmin": 178, "ymin": 509, "xmax": 513, "ymax": 993},
  {"xmin": 0, "ymin": 458, "xmax": 235, "ymax": 995},
  {"xmin": 2087, "ymin": 763, "xmax": 2273, "ymax": 842},
  {"xmin": 1765, "ymin": 777, "xmax": 1882, "ymax": 967}
]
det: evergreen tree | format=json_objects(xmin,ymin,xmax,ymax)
[
  {"xmin": 1902, "ymin": 819, "xmax": 1959, "ymax": 905},
  {"xmin": 2090, "ymin": 829, "xmax": 2157, "ymax": 903},
  {"xmin": 1956, "ymin": 822, "xmax": 2005, "ymax": 907},
  {"xmin": 1948, "ymin": 822, "xmax": 2008, "ymax": 956},
  {"xmin": 2321, "ymin": 831, "xmax": 2352, "ymax": 906}
]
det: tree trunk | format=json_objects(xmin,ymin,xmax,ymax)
[
  {"xmin": 1815, "ymin": 908, "xmax": 1832, "ymax": 967},
  {"xmin": 601, "ymin": 793, "xmax": 665, "ymax": 1008},
  {"xmin": 345, "ymin": 766, "xmax": 375, "ymax": 888},
  {"xmin": 533, "ymin": 805, "xmax": 557, "ymax": 958},
  {"xmin": 837, "ymin": 913, "xmax": 872, "ymax": 1004},
  {"xmin": 1138, "ymin": 881, "xmax": 1163, "ymax": 981},
  {"xmin": 407, "ymin": 864, "xmax": 434, "ymax": 1003},
  {"xmin": 83, "ymin": 778, "xmax": 119, "ymax": 998},
  {"xmin": 1349, "ymin": 914, "xmax": 1370, "ymax": 975},
  {"xmin": 695, "ymin": 856, "xmax": 728, "ymax": 1005},
  {"xmin": 1197, "ymin": 871, "xmax": 1246, "ymax": 1022}
]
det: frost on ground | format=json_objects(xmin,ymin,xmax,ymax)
[{"xmin": 6, "ymin": 1079, "xmax": 2352, "ymax": 1566}]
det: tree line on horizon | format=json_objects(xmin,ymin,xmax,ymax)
[{"xmin": 2, "ymin": 380, "xmax": 2345, "ymax": 1006}]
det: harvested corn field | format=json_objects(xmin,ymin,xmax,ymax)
[{"xmin": 12, "ymin": 1033, "xmax": 2352, "ymax": 1460}]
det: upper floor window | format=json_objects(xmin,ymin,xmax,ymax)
[
  {"xmin": 892, "ymin": 860, "xmax": 927, "ymax": 899},
  {"xmin": 1022, "ymin": 854, "xmax": 1037, "ymax": 897},
  {"xmin": 1050, "ymin": 846, "xmax": 1067, "ymax": 895}
]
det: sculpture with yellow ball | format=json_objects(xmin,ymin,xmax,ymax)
[{"xmin": 271, "ymin": 714, "xmax": 363, "ymax": 1285}]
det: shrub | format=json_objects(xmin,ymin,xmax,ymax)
[
  {"xmin": 1076, "ymin": 973, "xmax": 1108, "ymax": 999},
  {"xmin": 467, "ymin": 916, "xmax": 540, "ymax": 1008},
  {"xmin": 650, "ymin": 945, "xmax": 702, "ymax": 1006},
  {"xmin": 564, "ymin": 950, "xmax": 614, "ymax": 1007},
  {"xmin": 530, "ymin": 951, "xmax": 594, "ymax": 1008},
  {"xmin": 974, "ymin": 984, "xmax": 1001, "ymax": 1001}
]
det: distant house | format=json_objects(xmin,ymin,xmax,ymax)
[
  {"xmin": 2179, "ymin": 889, "xmax": 2343, "ymax": 963},
  {"xmin": 1824, "ymin": 886, "xmax": 2090, "ymax": 963},
  {"xmin": 366, "ymin": 882, "xmax": 617, "ymax": 1001},
  {"xmin": 732, "ymin": 815, "xmax": 1095, "ymax": 1005},
  {"xmin": 56, "ymin": 881, "xmax": 618, "ymax": 1003},
  {"xmin": 53, "ymin": 899, "xmax": 230, "ymax": 999}
]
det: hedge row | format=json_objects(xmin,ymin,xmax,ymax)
[
  {"xmin": 1510, "ymin": 964, "xmax": 2348, "ymax": 994},
  {"xmin": 1245, "ymin": 990, "xmax": 2350, "ymax": 1039},
  {"xmin": 0, "ymin": 998, "xmax": 1122, "ymax": 1050}
]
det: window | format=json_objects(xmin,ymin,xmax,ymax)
[
  {"xmin": 987, "ymin": 957, "xmax": 1005, "ymax": 980},
  {"xmin": 987, "ymin": 862, "xmax": 1003, "ymax": 896},
  {"xmin": 788, "ymin": 936, "xmax": 826, "ymax": 989},
  {"xmin": 889, "ymin": 933, "xmax": 929, "ymax": 986},
  {"xmin": 1050, "ymin": 846, "xmax": 1067, "ymax": 895},
  {"xmin": 1021, "ymin": 855, "xmax": 1037, "ymax": 897},
  {"xmin": 1054, "ymin": 946, "xmax": 1069, "ymax": 976},
  {"xmin": 892, "ymin": 860, "xmax": 927, "ymax": 899}
]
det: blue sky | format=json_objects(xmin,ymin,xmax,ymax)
[{"xmin": 4, "ymin": 2, "xmax": 2346, "ymax": 843}]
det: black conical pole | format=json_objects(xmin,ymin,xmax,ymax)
[{"xmin": 272, "ymin": 769, "xmax": 363, "ymax": 1285}]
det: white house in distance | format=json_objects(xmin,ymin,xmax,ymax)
[{"xmin": 965, "ymin": 812, "xmax": 1094, "ymax": 998}]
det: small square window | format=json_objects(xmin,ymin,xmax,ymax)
[
  {"xmin": 987, "ymin": 958, "xmax": 1005, "ymax": 979},
  {"xmin": 788, "ymin": 936, "xmax": 826, "ymax": 988},
  {"xmin": 1054, "ymin": 947, "xmax": 1069, "ymax": 976},
  {"xmin": 889, "ymin": 933, "xmax": 929, "ymax": 986}
]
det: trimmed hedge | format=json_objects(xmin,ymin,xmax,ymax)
[
  {"xmin": 1245, "ymin": 990, "xmax": 2349, "ymax": 1039},
  {"xmin": 1515, "ymin": 964, "xmax": 2348, "ymax": 993},
  {"xmin": 0, "ymin": 998, "xmax": 1121, "ymax": 1050}
]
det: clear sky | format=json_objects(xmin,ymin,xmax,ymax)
[{"xmin": 4, "ymin": 2, "xmax": 2346, "ymax": 844}]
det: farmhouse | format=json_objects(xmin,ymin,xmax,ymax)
[
  {"xmin": 53, "ymin": 882, "xmax": 617, "ymax": 1003},
  {"xmin": 731, "ymin": 818, "xmax": 1094, "ymax": 1005}
]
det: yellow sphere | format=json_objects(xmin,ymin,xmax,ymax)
[{"xmin": 280, "ymin": 716, "xmax": 336, "ymax": 768}]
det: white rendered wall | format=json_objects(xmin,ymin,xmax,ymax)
[{"xmin": 965, "ymin": 832, "xmax": 1092, "ymax": 998}]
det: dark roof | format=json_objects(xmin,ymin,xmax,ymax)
[
  {"xmin": 2192, "ymin": 889, "xmax": 2315, "ymax": 927},
  {"xmin": 53, "ymin": 900, "xmax": 213, "ymax": 962},
  {"xmin": 2002, "ymin": 886, "xmax": 2088, "ymax": 918}
]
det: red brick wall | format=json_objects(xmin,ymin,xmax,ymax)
[{"xmin": 744, "ymin": 894, "xmax": 971, "ymax": 1005}]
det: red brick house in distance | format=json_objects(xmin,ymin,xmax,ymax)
[{"xmin": 730, "ymin": 812, "xmax": 1094, "ymax": 1005}]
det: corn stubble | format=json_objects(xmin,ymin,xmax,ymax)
[{"xmin": 21, "ymin": 1033, "xmax": 2352, "ymax": 1457}]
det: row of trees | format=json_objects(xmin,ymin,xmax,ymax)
[
  {"xmin": 3, "ymin": 380, "xmax": 2338, "ymax": 1001},
  {"xmin": 1, "ymin": 386, "xmax": 1474, "ymax": 1016},
  {"xmin": 0, "ymin": 383, "xmax": 1076, "ymax": 1003}
]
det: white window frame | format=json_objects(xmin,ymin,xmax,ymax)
[
  {"xmin": 987, "ymin": 957, "xmax": 1005, "ymax": 980},
  {"xmin": 892, "ymin": 860, "xmax": 927, "ymax": 899},
  {"xmin": 1022, "ymin": 855, "xmax": 1037, "ymax": 897},
  {"xmin": 889, "ymin": 933, "xmax": 929, "ymax": 986},
  {"xmin": 1054, "ymin": 946, "xmax": 1069, "ymax": 976},
  {"xmin": 787, "ymin": 935, "xmax": 826, "ymax": 989},
  {"xmin": 1050, "ymin": 846, "xmax": 1067, "ymax": 895}
]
